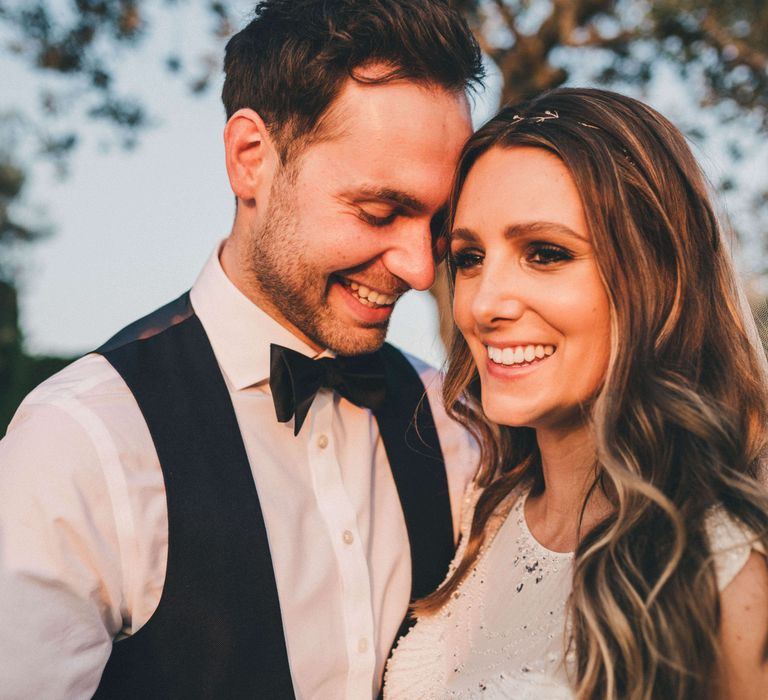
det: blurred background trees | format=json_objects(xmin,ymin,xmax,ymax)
[
  {"xmin": 0, "ymin": 139, "xmax": 70, "ymax": 429},
  {"xmin": 1, "ymin": 0, "xmax": 767, "ymax": 432}
]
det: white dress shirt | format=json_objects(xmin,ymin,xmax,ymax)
[{"xmin": 0, "ymin": 247, "xmax": 477, "ymax": 700}]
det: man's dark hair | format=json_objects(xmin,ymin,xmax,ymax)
[{"xmin": 222, "ymin": 0, "xmax": 484, "ymax": 160}]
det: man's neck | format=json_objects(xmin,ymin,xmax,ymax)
[{"xmin": 219, "ymin": 234, "xmax": 323, "ymax": 353}]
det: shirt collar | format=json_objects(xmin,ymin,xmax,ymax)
[{"xmin": 190, "ymin": 243, "xmax": 329, "ymax": 390}]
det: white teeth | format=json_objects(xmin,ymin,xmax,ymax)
[
  {"xmin": 343, "ymin": 280, "xmax": 397, "ymax": 307},
  {"xmin": 486, "ymin": 344, "xmax": 555, "ymax": 366}
]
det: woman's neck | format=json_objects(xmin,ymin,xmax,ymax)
[{"xmin": 525, "ymin": 424, "xmax": 611, "ymax": 553}]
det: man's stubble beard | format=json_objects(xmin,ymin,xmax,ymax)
[{"xmin": 246, "ymin": 168, "xmax": 390, "ymax": 356}]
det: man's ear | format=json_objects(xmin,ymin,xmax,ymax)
[{"xmin": 224, "ymin": 108, "xmax": 280, "ymax": 205}]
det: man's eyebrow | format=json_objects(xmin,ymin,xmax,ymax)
[
  {"xmin": 353, "ymin": 186, "xmax": 429, "ymax": 213},
  {"xmin": 450, "ymin": 221, "xmax": 588, "ymax": 242}
]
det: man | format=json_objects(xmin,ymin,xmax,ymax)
[{"xmin": 0, "ymin": 1, "xmax": 483, "ymax": 697}]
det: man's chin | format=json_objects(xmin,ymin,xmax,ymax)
[{"xmin": 322, "ymin": 323, "xmax": 389, "ymax": 357}]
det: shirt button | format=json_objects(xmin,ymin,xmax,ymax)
[
  {"xmin": 342, "ymin": 530, "xmax": 354, "ymax": 545},
  {"xmin": 357, "ymin": 637, "xmax": 369, "ymax": 653},
  {"xmin": 317, "ymin": 434, "xmax": 329, "ymax": 449}
]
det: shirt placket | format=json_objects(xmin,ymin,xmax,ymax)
[{"xmin": 307, "ymin": 391, "xmax": 376, "ymax": 699}]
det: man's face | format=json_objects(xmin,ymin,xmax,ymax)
[{"xmin": 245, "ymin": 78, "xmax": 472, "ymax": 355}]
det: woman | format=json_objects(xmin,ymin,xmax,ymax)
[{"xmin": 384, "ymin": 88, "xmax": 768, "ymax": 699}]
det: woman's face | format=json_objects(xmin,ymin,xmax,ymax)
[{"xmin": 451, "ymin": 146, "xmax": 611, "ymax": 433}]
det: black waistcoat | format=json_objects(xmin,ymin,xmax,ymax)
[{"xmin": 91, "ymin": 293, "xmax": 454, "ymax": 699}]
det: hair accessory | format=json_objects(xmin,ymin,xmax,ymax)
[
  {"xmin": 508, "ymin": 110, "xmax": 637, "ymax": 167},
  {"xmin": 511, "ymin": 109, "xmax": 559, "ymax": 124},
  {"xmin": 533, "ymin": 109, "xmax": 559, "ymax": 123},
  {"xmin": 620, "ymin": 147, "xmax": 637, "ymax": 167}
]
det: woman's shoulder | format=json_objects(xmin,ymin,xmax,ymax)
[
  {"xmin": 717, "ymin": 547, "xmax": 768, "ymax": 698},
  {"xmin": 457, "ymin": 480, "xmax": 526, "ymax": 543},
  {"xmin": 705, "ymin": 506, "xmax": 766, "ymax": 592}
]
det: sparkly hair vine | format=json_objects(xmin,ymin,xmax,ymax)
[
  {"xmin": 510, "ymin": 109, "xmax": 559, "ymax": 124},
  {"xmin": 507, "ymin": 109, "xmax": 637, "ymax": 166}
]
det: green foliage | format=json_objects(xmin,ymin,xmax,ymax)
[
  {"xmin": 451, "ymin": 0, "xmax": 768, "ymax": 119},
  {"xmin": 0, "ymin": 280, "xmax": 73, "ymax": 435},
  {"xmin": 0, "ymin": 161, "xmax": 30, "ymax": 246},
  {"xmin": 0, "ymin": 0, "xmax": 240, "ymax": 152},
  {"xmin": 0, "ymin": 145, "xmax": 66, "ymax": 434}
]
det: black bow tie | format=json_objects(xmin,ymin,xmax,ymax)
[{"xmin": 269, "ymin": 344, "xmax": 387, "ymax": 435}]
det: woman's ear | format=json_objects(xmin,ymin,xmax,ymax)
[{"xmin": 223, "ymin": 108, "xmax": 280, "ymax": 205}]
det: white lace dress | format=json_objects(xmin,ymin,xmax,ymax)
[{"xmin": 383, "ymin": 486, "xmax": 763, "ymax": 700}]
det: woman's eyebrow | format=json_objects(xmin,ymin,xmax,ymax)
[
  {"xmin": 449, "ymin": 226, "xmax": 477, "ymax": 242},
  {"xmin": 503, "ymin": 221, "xmax": 588, "ymax": 242},
  {"xmin": 451, "ymin": 222, "xmax": 588, "ymax": 243}
]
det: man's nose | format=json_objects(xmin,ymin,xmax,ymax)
[{"xmin": 381, "ymin": 223, "xmax": 436, "ymax": 291}]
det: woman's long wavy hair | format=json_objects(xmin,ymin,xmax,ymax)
[{"xmin": 416, "ymin": 88, "xmax": 768, "ymax": 700}]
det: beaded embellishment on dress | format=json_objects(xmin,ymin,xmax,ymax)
[
  {"xmin": 383, "ymin": 489, "xmax": 761, "ymax": 699},
  {"xmin": 384, "ymin": 488, "xmax": 575, "ymax": 699}
]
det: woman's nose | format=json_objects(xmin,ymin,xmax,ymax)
[{"xmin": 470, "ymin": 261, "xmax": 527, "ymax": 327}]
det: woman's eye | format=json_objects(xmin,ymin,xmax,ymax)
[
  {"xmin": 451, "ymin": 249, "xmax": 483, "ymax": 269},
  {"xmin": 527, "ymin": 243, "xmax": 573, "ymax": 265}
]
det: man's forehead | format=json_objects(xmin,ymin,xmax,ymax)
[
  {"xmin": 318, "ymin": 75, "xmax": 471, "ymax": 144},
  {"xmin": 292, "ymin": 77, "xmax": 471, "ymax": 212}
]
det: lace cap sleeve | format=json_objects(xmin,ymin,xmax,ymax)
[
  {"xmin": 453, "ymin": 481, "xmax": 521, "ymax": 567},
  {"xmin": 452, "ymin": 482, "xmax": 482, "ymax": 564},
  {"xmin": 705, "ymin": 506, "xmax": 766, "ymax": 592}
]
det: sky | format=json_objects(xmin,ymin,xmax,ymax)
[{"xmin": 2, "ymin": 2, "xmax": 766, "ymax": 367}]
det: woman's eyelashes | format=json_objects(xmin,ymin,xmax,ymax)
[
  {"xmin": 451, "ymin": 247, "xmax": 483, "ymax": 270},
  {"xmin": 526, "ymin": 242, "xmax": 574, "ymax": 265},
  {"xmin": 450, "ymin": 241, "xmax": 575, "ymax": 271}
]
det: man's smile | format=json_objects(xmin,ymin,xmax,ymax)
[{"xmin": 337, "ymin": 276, "xmax": 402, "ymax": 308}]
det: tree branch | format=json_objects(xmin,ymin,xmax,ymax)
[{"xmin": 699, "ymin": 12, "xmax": 768, "ymax": 73}]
